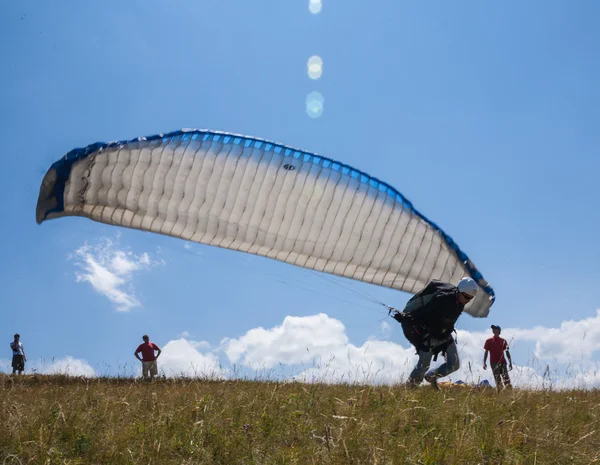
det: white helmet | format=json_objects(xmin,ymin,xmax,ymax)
[{"xmin": 457, "ymin": 277, "xmax": 478, "ymax": 297}]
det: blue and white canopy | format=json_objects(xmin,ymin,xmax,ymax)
[{"xmin": 36, "ymin": 129, "xmax": 495, "ymax": 317}]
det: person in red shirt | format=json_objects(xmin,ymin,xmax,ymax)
[
  {"xmin": 483, "ymin": 325, "xmax": 513, "ymax": 390},
  {"xmin": 134, "ymin": 334, "xmax": 162, "ymax": 381}
]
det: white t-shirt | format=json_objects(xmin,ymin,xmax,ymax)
[{"xmin": 10, "ymin": 341, "xmax": 24, "ymax": 356}]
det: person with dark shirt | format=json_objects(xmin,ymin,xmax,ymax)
[
  {"xmin": 483, "ymin": 325, "xmax": 512, "ymax": 390},
  {"xmin": 134, "ymin": 334, "xmax": 162, "ymax": 381},
  {"xmin": 391, "ymin": 277, "xmax": 479, "ymax": 389},
  {"xmin": 10, "ymin": 333, "xmax": 27, "ymax": 375}
]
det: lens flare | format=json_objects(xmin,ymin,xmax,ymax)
[
  {"xmin": 309, "ymin": 0, "xmax": 322, "ymax": 14},
  {"xmin": 306, "ymin": 92, "xmax": 324, "ymax": 118},
  {"xmin": 307, "ymin": 56, "xmax": 323, "ymax": 80}
]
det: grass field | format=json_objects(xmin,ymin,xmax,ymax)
[{"xmin": 1, "ymin": 374, "xmax": 599, "ymax": 464}]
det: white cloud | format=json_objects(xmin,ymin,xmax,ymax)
[
  {"xmin": 511, "ymin": 309, "xmax": 600, "ymax": 362},
  {"xmin": 221, "ymin": 313, "xmax": 416, "ymax": 384},
  {"xmin": 70, "ymin": 237, "xmax": 164, "ymax": 311},
  {"xmin": 220, "ymin": 310, "xmax": 600, "ymax": 390},
  {"xmin": 182, "ymin": 243, "xmax": 203, "ymax": 256},
  {"xmin": 380, "ymin": 321, "xmax": 392, "ymax": 334},
  {"xmin": 190, "ymin": 340, "xmax": 211, "ymax": 350},
  {"xmin": 41, "ymin": 356, "xmax": 96, "ymax": 377},
  {"xmin": 438, "ymin": 310, "xmax": 600, "ymax": 386},
  {"xmin": 158, "ymin": 338, "xmax": 227, "ymax": 379},
  {"xmin": 0, "ymin": 356, "xmax": 96, "ymax": 377},
  {"xmin": 557, "ymin": 363, "xmax": 600, "ymax": 390},
  {"xmin": 291, "ymin": 340, "xmax": 416, "ymax": 385},
  {"xmin": 221, "ymin": 313, "xmax": 350, "ymax": 369}
]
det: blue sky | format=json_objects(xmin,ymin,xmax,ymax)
[{"xmin": 1, "ymin": 0, "xmax": 599, "ymax": 387}]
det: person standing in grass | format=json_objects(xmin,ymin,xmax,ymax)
[
  {"xmin": 10, "ymin": 333, "xmax": 27, "ymax": 375},
  {"xmin": 483, "ymin": 324, "xmax": 513, "ymax": 390},
  {"xmin": 134, "ymin": 334, "xmax": 161, "ymax": 381}
]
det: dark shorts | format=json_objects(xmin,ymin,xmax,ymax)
[
  {"xmin": 491, "ymin": 362, "xmax": 511, "ymax": 387},
  {"xmin": 12, "ymin": 354, "xmax": 25, "ymax": 371}
]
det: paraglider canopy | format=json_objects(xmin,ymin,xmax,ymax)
[{"xmin": 36, "ymin": 129, "xmax": 495, "ymax": 317}]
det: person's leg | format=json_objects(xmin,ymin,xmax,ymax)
[
  {"xmin": 491, "ymin": 363, "xmax": 503, "ymax": 390},
  {"xmin": 426, "ymin": 342, "xmax": 460, "ymax": 380},
  {"xmin": 12, "ymin": 355, "xmax": 24, "ymax": 375},
  {"xmin": 407, "ymin": 350, "xmax": 433, "ymax": 385},
  {"xmin": 500, "ymin": 364, "xmax": 512, "ymax": 388},
  {"xmin": 142, "ymin": 361, "xmax": 149, "ymax": 380},
  {"xmin": 149, "ymin": 361, "xmax": 157, "ymax": 381}
]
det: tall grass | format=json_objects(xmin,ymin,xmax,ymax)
[{"xmin": 1, "ymin": 374, "xmax": 599, "ymax": 464}]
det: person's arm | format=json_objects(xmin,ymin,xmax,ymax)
[
  {"xmin": 391, "ymin": 310, "xmax": 413, "ymax": 323},
  {"xmin": 22, "ymin": 345, "xmax": 26, "ymax": 361},
  {"xmin": 483, "ymin": 349, "xmax": 489, "ymax": 370},
  {"xmin": 154, "ymin": 344, "xmax": 162, "ymax": 359},
  {"xmin": 505, "ymin": 342, "xmax": 513, "ymax": 370},
  {"xmin": 134, "ymin": 346, "xmax": 143, "ymax": 362}
]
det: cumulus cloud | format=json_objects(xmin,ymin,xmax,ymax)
[
  {"xmin": 439, "ymin": 310, "xmax": 600, "ymax": 387},
  {"xmin": 222, "ymin": 314, "xmax": 350, "ymax": 369},
  {"xmin": 512, "ymin": 309, "xmax": 600, "ymax": 362},
  {"xmin": 70, "ymin": 237, "xmax": 164, "ymax": 311},
  {"xmin": 219, "ymin": 310, "xmax": 600, "ymax": 390},
  {"xmin": 291, "ymin": 340, "xmax": 416, "ymax": 385},
  {"xmin": 0, "ymin": 356, "xmax": 96, "ymax": 377},
  {"xmin": 158, "ymin": 338, "xmax": 227, "ymax": 379},
  {"xmin": 221, "ymin": 313, "xmax": 416, "ymax": 384},
  {"xmin": 449, "ymin": 310, "xmax": 600, "ymax": 365},
  {"xmin": 41, "ymin": 356, "xmax": 96, "ymax": 377},
  {"xmin": 370, "ymin": 321, "xmax": 392, "ymax": 341}
]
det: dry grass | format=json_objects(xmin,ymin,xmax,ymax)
[{"xmin": 1, "ymin": 374, "xmax": 599, "ymax": 464}]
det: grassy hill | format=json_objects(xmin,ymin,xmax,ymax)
[{"xmin": 1, "ymin": 375, "xmax": 599, "ymax": 464}]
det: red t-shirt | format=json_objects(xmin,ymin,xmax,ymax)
[
  {"xmin": 484, "ymin": 336, "xmax": 508, "ymax": 365},
  {"xmin": 136, "ymin": 342, "xmax": 160, "ymax": 361}
]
